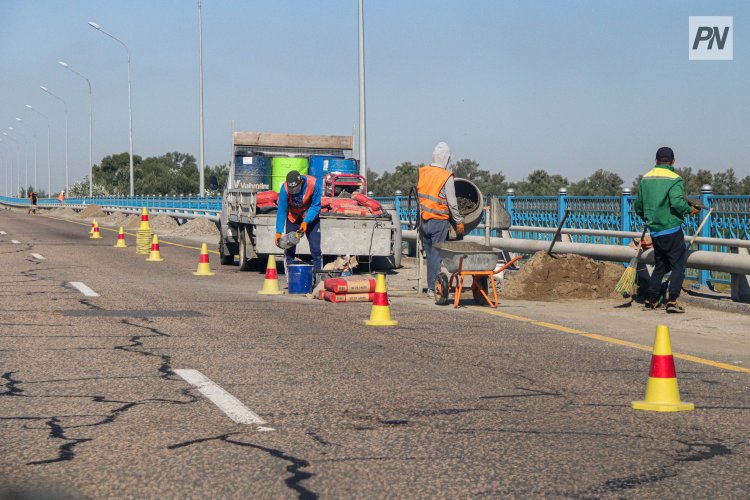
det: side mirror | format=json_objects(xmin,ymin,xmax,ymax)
[{"xmin": 209, "ymin": 175, "xmax": 219, "ymax": 190}]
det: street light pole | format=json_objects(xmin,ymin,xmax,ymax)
[
  {"xmin": 88, "ymin": 21, "xmax": 134, "ymax": 196},
  {"xmin": 59, "ymin": 61, "xmax": 93, "ymax": 197},
  {"xmin": 3, "ymin": 132, "xmax": 22, "ymax": 195},
  {"xmin": 197, "ymin": 0, "xmax": 206, "ymax": 197},
  {"xmin": 358, "ymin": 0, "xmax": 367, "ymax": 178},
  {"xmin": 8, "ymin": 127, "xmax": 28, "ymax": 193},
  {"xmin": 25, "ymin": 105, "xmax": 51, "ymax": 197},
  {"xmin": 40, "ymin": 85, "xmax": 69, "ymax": 194},
  {"xmin": 15, "ymin": 118, "xmax": 37, "ymax": 191}
]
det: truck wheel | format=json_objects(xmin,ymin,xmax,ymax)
[
  {"xmin": 219, "ymin": 238, "xmax": 234, "ymax": 265},
  {"xmin": 238, "ymin": 229, "xmax": 251, "ymax": 272},
  {"xmin": 435, "ymin": 273, "xmax": 451, "ymax": 305}
]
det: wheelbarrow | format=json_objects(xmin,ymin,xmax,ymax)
[{"xmin": 433, "ymin": 241, "xmax": 524, "ymax": 308}]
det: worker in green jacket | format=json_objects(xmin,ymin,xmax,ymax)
[{"xmin": 634, "ymin": 147, "xmax": 699, "ymax": 313}]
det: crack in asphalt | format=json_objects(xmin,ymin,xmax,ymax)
[
  {"xmin": 1, "ymin": 371, "xmax": 24, "ymax": 396},
  {"xmin": 480, "ymin": 387, "xmax": 562, "ymax": 399},
  {"xmin": 115, "ymin": 319, "xmax": 175, "ymax": 380},
  {"xmin": 26, "ymin": 417, "xmax": 93, "ymax": 465},
  {"xmin": 168, "ymin": 433, "xmax": 317, "ymax": 499}
]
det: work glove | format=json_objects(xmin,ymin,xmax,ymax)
[
  {"xmin": 274, "ymin": 233, "xmax": 282, "ymax": 248},
  {"xmin": 299, "ymin": 222, "xmax": 308, "ymax": 234},
  {"xmin": 456, "ymin": 223, "xmax": 465, "ymax": 235},
  {"xmin": 690, "ymin": 207, "xmax": 700, "ymax": 216}
]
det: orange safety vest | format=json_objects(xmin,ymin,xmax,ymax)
[
  {"xmin": 417, "ymin": 165, "xmax": 453, "ymax": 221},
  {"xmin": 285, "ymin": 175, "xmax": 316, "ymax": 223}
]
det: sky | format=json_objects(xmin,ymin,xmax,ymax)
[{"xmin": 0, "ymin": 0, "xmax": 748, "ymax": 194}]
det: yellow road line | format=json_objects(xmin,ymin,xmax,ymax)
[
  {"xmin": 470, "ymin": 306, "xmax": 750, "ymax": 374},
  {"xmin": 44, "ymin": 215, "xmax": 221, "ymax": 254}
]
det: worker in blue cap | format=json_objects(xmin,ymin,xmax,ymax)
[{"xmin": 275, "ymin": 170, "xmax": 323, "ymax": 270}]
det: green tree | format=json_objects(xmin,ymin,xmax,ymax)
[
  {"xmin": 368, "ymin": 162, "xmax": 419, "ymax": 196},
  {"xmin": 568, "ymin": 169, "xmax": 623, "ymax": 196},
  {"xmin": 511, "ymin": 169, "xmax": 569, "ymax": 196},
  {"xmin": 712, "ymin": 168, "xmax": 740, "ymax": 194},
  {"xmin": 68, "ymin": 177, "xmax": 108, "ymax": 197}
]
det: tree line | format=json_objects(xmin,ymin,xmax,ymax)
[{"xmin": 366, "ymin": 159, "xmax": 750, "ymax": 197}]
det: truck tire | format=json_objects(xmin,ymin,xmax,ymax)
[
  {"xmin": 238, "ymin": 228, "xmax": 251, "ymax": 272},
  {"xmin": 219, "ymin": 238, "xmax": 235, "ymax": 265}
]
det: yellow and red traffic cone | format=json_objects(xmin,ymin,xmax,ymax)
[
  {"xmin": 193, "ymin": 243, "xmax": 215, "ymax": 276},
  {"xmin": 257, "ymin": 255, "xmax": 283, "ymax": 295},
  {"xmin": 364, "ymin": 273, "xmax": 398, "ymax": 326},
  {"xmin": 89, "ymin": 219, "xmax": 96, "ymax": 235},
  {"xmin": 146, "ymin": 234, "xmax": 163, "ymax": 262},
  {"xmin": 114, "ymin": 227, "xmax": 128, "ymax": 248},
  {"xmin": 632, "ymin": 325, "xmax": 694, "ymax": 412},
  {"xmin": 90, "ymin": 220, "xmax": 102, "ymax": 239},
  {"xmin": 138, "ymin": 207, "xmax": 151, "ymax": 231}
]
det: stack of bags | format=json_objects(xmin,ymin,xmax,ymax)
[
  {"xmin": 320, "ymin": 193, "xmax": 383, "ymax": 217},
  {"xmin": 319, "ymin": 277, "xmax": 376, "ymax": 303}
]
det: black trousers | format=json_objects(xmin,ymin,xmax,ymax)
[{"xmin": 647, "ymin": 229, "xmax": 688, "ymax": 302}]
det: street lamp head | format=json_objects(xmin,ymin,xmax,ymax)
[
  {"xmin": 15, "ymin": 117, "xmax": 22, "ymax": 122},
  {"xmin": 25, "ymin": 105, "xmax": 33, "ymax": 109},
  {"xmin": 88, "ymin": 21, "xmax": 101, "ymax": 30},
  {"xmin": 8, "ymin": 127, "xmax": 14, "ymax": 131},
  {"xmin": 40, "ymin": 85, "xmax": 49, "ymax": 92},
  {"xmin": 58, "ymin": 61, "xmax": 69, "ymax": 68}
]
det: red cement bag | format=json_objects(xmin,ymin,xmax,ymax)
[
  {"xmin": 324, "ymin": 277, "xmax": 376, "ymax": 293},
  {"xmin": 320, "ymin": 291, "xmax": 374, "ymax": 303},
  {"xmin": 353, "ymin": 193, "xmax": 382, "ymax": 212},
  {"xmin": 329, "ymin": 198, "xmax": 360, "ymax": 209},
  {"xmin": 256, "ymin": 190, "xmax": 279, "ymax": 206}
]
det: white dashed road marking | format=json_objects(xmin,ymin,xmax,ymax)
[
  {"xmin": 174, "ymin": 369, "xmax": 275, "ymax": 430},
  {"xmin": 11, "ymin": 240, "xmax": 20, "ymax": 244},
  {"xmin": 31, "ymin": 253, "xmax": 46, "ymax": 260},
  {"xmin": 68, "ymin": 282, "xmax": 99, "ymax": 297}
]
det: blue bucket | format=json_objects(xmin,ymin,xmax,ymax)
[{"xmin": 287, "ymin": 263, "xmax": 314, "ymax": 294}]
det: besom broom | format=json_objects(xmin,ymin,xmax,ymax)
[{"xmin": 614, "ymin": 227, "xmax": 649, "ymax": 297}]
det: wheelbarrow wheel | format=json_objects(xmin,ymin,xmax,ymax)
[
  {"xmin": 435, "ymin": 273, "xmax": 451, "ymax": 306},
  {"xmin": 472, "ymin": 276, "xmax": 490, "ymax": 306}
]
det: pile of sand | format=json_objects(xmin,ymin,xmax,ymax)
[
  {"xmin": 149, "ymin": 214, "xmax": 179, "ymax": 232},
  {"xmin": 125, "ymin": 214, "xmax": 144, "ymax": 229},
  {"xmin": 51, "ymin": 207, "xmax": 78, "ymax": 218},
  {"xmin": 501, "ymin": 251, "xmax": 623, "ymax": 300},
  {"xmin": 171, "ymin": 216, "xmax": 220, "ymax": 238},
  {"xmin": 77, "ymin": 204, "xmax": 106, "ymax": 219},
  {"xmin": 99, "ymin": 212, "xmax": 130, "ymax": 227}
]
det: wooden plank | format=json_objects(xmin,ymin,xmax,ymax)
[{"xmin": 233, "ymin": 131, "xmax": 353, "ymax": 149}]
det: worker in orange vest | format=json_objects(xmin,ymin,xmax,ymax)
[
  {"xmin": 417, "ymin": 142, "xmax": 464, "ymax": 296},
  {"xmin": 275, "ymin": 170, "xmax": 323, "ymax": 269},
  {"xmin": 58, "ymin": 190, "xmax": 65, "ymax": 206}
]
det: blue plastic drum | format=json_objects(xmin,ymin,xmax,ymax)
[
  {"xmin": 309, "ymin": 155, "xmax": 344, "ymax": 182},
  {"xmin": 287, "ymin": 263, "xmax": 314, "ymax": 294}
]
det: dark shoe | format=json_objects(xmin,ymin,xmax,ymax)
[
  {"xmin": 643, "ymin": 300, "xmax": 660, "ymax": 310},
  {"xmin": 665, "ymin": 301, "xmax": 685, "ymax": 314}
]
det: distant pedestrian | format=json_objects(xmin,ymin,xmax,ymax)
[
  {"xmin": 28, "ymin": 191, "xmax": 38, "ymax": 215},
  {"xmin": 58, "ymin": 190, "xmax": 65, "ymax": 206},
  {"xmin": 634, "ymin": 147, "xmax": 699, "ymax": 313}
]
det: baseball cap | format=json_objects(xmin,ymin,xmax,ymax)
[
  {"xmin": 286, "ymin": 170, "xmax": 303, "ymax": 194},
  {"xmin": 655, "ymin": 146, "xmax": 674, "ymax": 163}
]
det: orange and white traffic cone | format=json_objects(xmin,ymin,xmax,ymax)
[
  {"xmin": 146, "ymin": 234, "xmax": 163, "ymax": 261},
  {"xmin": 90, "ymin": 220, "xmax": 102, "ymax": 239},
  {"xmin": 632, "ymin": 325, "xmax": 694, "ymax": 412},
  {"xmin": 138, "ymin": 207, "xmax": 151, "ymax": 231},
  {"xmin": 257, "ymin": 255, "xmax": 283, "ymax": 295},
  {"xmin": 364, "ymin": 274, "xmax": 398, "ymax": 326},
  {"xmin": 114, "ymin": 227, "xmax": 128, "ymax": 248},
  {"xmin": 193, "ymin": 243, "xmax": 215, "ymax": 276}
]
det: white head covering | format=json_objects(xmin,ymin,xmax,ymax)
[{"xmin": 430, "ymin": 142, "xmax": 451, "ymax": 170}]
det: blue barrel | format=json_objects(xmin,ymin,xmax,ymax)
[
  {"xmin": 287, "ymin": 264, "xmax": 314, "ymax": 294},
  {"xmin": 309, "ymin": 155, "xmax": 344, "ymax": 182},
  {"xmin": 326, "ymin": 159, "xmax": 358, "ymax": 176},
  {"xmin": 234, "ymin": 152, "xmax": 269, "ymax": 191}
]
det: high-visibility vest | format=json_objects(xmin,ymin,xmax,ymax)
[
  {"xmin": 417, "ymin": 165, "xmax": 453, "ymax": 221},
  {"xmin": 285, "ymin": 175, "xmax": 317, "ymax": 223}
]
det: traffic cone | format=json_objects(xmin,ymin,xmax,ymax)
[
  {"xmin": 364, "ymin": 274, "xmax": 398, "ymax": 326},
  {"xmin": 89, "ymin": 219, "xmax": 96, "ymax": 235},
  {"xmin": 632, "ymin": 325, "xmax": 694, "ymax": 412},
  {"xmin": 138, "ymin": 207, "xmax": 151, "ymax": 231},
  {"xmin": 257, "ymin": 255, "xmax": 283, "ymax": 295},
  {"xmin": 90, "ymin": 220, "xmax": 102, "ymax": 239},
  {"xmin": 114, "ymin": 227, "xmax": 128, "ymax": 248},
  {"xmin": 192, "ymin": 243, "xmax": 215, "ymax": 276},
  {"xmin": 146, "ymin": 234, "xmax": 163, "ymax": 262}
]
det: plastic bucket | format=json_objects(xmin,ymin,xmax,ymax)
[
  {"xmin": 288, "ymin": 263, "xmax": 314, "ymax": 294},
  {"xmin": 309, "ymin": 155, "xmax": 344, "ymax": 182},
  {"xmin": 271, "ymin": 157, "xmax": 309, "ymax": 193},
  {"xmin": 234, "ymin": 152, "xmax": 269, "ymax": 191}
]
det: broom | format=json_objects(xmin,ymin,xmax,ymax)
[{"xmin": 614, "ymin": 227, "xmax": 649, "ymax": 297}]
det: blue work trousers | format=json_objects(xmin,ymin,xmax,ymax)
[
  {"xmin": 285, "ymin": 217, "xmax": 323, "ymax": 270},
  {"xmin": 420, "ymin": 218, "xmax": 450, "ymax": 290}
]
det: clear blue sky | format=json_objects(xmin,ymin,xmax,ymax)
[{"xmin": 1, "ymin": 0, "xmax": 747, "ymax": 193}]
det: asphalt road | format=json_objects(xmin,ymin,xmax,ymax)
[{"xmin": 1, "ymin": 209, "xmax": 749, "ymax": 499}]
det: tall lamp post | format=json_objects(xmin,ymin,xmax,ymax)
[
  {"xmin": 59, "ymin": 61, "xmax": 93, "ymax": 197},
  {"xmin": 40, "ymin": 85, "xmax": 69, "ymax": 193},
  {"xmin": 358, "ymin": 0, "xmax": 367, "ymax": 178},
  {"xmin": 7, "ymin": 127, "xmax": 28, "ymax": 193},
  {"xmin": 2, "ymin": 132, "xmax": 22, "ymax": 195},
  {"xmin": 197, "ymin": 0, "xmax": 206, "ymax": 197},
  {"xmin": 25, "ymin": 105, "xmax": 51, "ymax": 197},
  {"xmin": 88, "ymin": 21, "xmax": 134, "ymax": 196},
  {"xmin": 0, "ymin": 138, "xmax": 9, "ymax": 195},
  {"xmin": 15, "ymin": 118, "xmax": 37, "ymax": 191}
]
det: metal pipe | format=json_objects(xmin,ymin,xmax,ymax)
[{"xmin": 402, "ymin": 230, "xmax": 750, "ymax": 275}]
